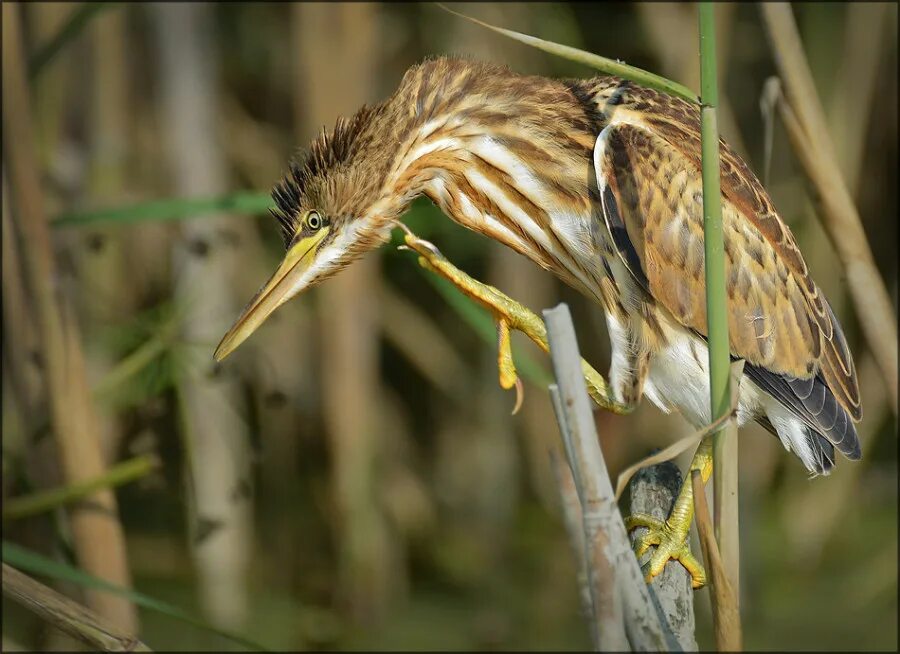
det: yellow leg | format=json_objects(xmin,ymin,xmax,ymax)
[
  {"xmin": 625, "ymin": 438, "xmax": 713, "ymax": 589},
  {"xmin": 396, "ymin": 225, "xmax": 632, "ymax": 415},
  {"xmin": 398, "ymin": 225, "xmax": 709, "ymax": 587}
]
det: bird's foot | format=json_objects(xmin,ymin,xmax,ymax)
[
  {"xmin": 625, "ymin": 512, "xmax": 707, "ymax": 588},
  {"xmin": 624, "ymin": 439, "xmax": 713, "ymax": 591},
  {"xmin": 396, "ymin": 226, "xmax": 539, "ymax": 413},
  {"xmin": 394, "ymin": 224, "xmax": 631, "ymax": 415}
]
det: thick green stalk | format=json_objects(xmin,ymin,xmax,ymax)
[
  {"xmin": 698, "ymin": 1, "xmax": 740, "ymax": 600},
  {"xmin": 699, "ymin": 7, "xmax": 728, "ymax": 410}
]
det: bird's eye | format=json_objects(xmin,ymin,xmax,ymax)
[{"xmin": 306, "ymin": 211, "xmax": 322, "ymax": 231}]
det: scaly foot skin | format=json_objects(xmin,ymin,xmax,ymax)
[
  {"xmin": 625, "ymin": 512, "xmax": 707, "ymax": 589},
  {"xmin": 394, "ymin": 224, "xmax": 632, "ymax": 415}
]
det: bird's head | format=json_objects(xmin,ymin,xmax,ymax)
[
  {"xmin": 214, "ymin": 105, "xmax": 406, "ymax": 361},
  {"xmin": 214, "ymin": 56, "xmax": 536, "ymax": 361}
]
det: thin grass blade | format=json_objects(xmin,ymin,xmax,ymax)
[
  {"xmin": 436, "ymin": 3, "xmax": 699, "ymax": 104},
  {"xmin": 2, "ymin": 542, "xmax": 271, "ymax": 651},
  {"xmin": 28, "ymin": 3, "xmax": 115, "ymax": 80},
  {"xmin": 52, "ymin": 192, "xmax": 273, "ymax": 228}
]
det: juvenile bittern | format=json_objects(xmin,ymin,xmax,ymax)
[{"xmin": 214, "ymin": 57, "xmax": 861, "ymax": 587}]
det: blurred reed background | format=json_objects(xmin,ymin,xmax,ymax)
[{"xmin": 2, "ymin": 2, "xmax": 897, "ymax": 650}]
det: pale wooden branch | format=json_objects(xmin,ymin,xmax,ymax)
[
  {"xmin": 553, "ymin": 453, "xmax": 697, "ymax": 650},
  {"xmin": 549, "ymin": 450, "xmax": 597, "ymax": 645},
  {"xmin": 544, "ymin": 304, "xmax": 681, "ymax": 652},
  {"xmin": 759, "ymin": 2, "xmax": 898, "ymax": 414},
  {"xmin": 627, "ymin": 462, "xmax": 697, "ymax": 651},
  {"xmin": 2, "ymin": 564, "xmax": 151, "ymax": 652}
]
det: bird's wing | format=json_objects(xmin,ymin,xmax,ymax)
[{"xmin": 593, "ymin": 121, "xmax": 861, "ymax": 454}]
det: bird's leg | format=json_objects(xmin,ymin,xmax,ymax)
[
  {"xmin": 625, "ymin": 438, "xmax": 713, "ymax": 589},
  {"xmin": 396, "ymin": 225, "xmax": 632, "ymax": 415}
]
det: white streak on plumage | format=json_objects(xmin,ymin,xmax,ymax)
[{"xmin": 400, "ymin": 109, "xmax": 830, "ymax": 476}]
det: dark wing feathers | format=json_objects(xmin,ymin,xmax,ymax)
[
  {"xmin": 807, "ymin": 432, "xmax": 836, "ymax": 475},
  {"xmin": 743, "ymin": 363, "xmax": 861, "ymax": 460},
  {"xmin": 594, "ymin": 121, "xmax": 861, "ymax": 461},
  {"xmin": 601, "ymin": 185, "xmax": 648, "ymax": 289}
]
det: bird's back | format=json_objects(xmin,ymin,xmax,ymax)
[
  {"xmin": 573, "ymin": 73, "xmax": 861, "ymax": 470},
  {"xmin": 382, "ymin": 58, "xmax": 862, "ymax": 471}
]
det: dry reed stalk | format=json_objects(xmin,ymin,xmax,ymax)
[
  {"xmin": 292, "ymin": 2, "xmax": 398, "ymax": 622},
  {"xmin": 768, "ymin": 3, "xmax": 894, "ymax": 567},
  {"xmin": 828, "ymin": 2, "xmax": 891, "ymax": 196},
  {"xmin": 691, "ymin": 470, "xmax": 741, "ymax": 651},
  {"xmin": 759, "ymin": 2, "xmax": 898, "ymax": 414},
  {"xmin": 30, "ymin": 2, "xmax": 78, "ymax": 169},
  {"xmin": 802, "ymin": 1, "xmax": 891, "ymax": 319},
  {"xmin": 2, "ymin": 2, "xmax": 137, "ymax": 631},
  {"xmin": 149, "ymin": 2, "xmax": 253, "ymax": 628},
  {"xmin": 2, "ymin": 564, "xmax": 151, "ymax": 653},
  {"xmin": 77, "ymin": 6, "xmax": 134, "ymax": 463},
  {"xmin": 377, "ymin": 285, "xmax": 471, "ymax": 400},
  {"xmin": 780, "ymin": 350, "xmax": 892, "ymax": 564},
  {"xmin": 2, "ymin": 174, "xmax": 44, "ymax": 430}
]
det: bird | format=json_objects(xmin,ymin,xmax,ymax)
[{"xmin": 214, "ymin": 56, "xmax": 862, "ymax": 587}]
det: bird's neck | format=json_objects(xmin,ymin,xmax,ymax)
[{"xmin": 378, "ymin": 97, "xmax": 597, "ymax": 273}]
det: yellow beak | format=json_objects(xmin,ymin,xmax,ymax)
[{"xmin": 214, "ymin": 231, "xmax": 328, "ymax": 362}]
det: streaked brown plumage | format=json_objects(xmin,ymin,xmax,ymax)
[{"xmin": 218, "ymin": 56, "xmax": 861, "ymax": 476}]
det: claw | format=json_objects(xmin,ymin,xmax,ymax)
[
  {"xmin": 673, "ymin": 549, "xmax": 706, "ymax": 589},
  {"xmin": 496, "ymin": 318, "xmax": 525, "ymax": 414},
  {"xmin": 633, "ymin": 533, "xmax": 655, "ymax": 559},
  {"xmin": 511, "ymin": 377, "xmax": 524, "ymax": 415},
  {"xmin": 625, "ymin": 511, "xmax": 707, "ymax": 588},
  {"xmin": 393, "ymin": 220, "xmax": 443, "ymax": 257}
]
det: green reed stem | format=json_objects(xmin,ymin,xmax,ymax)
[
  {"xmin": 699, "ymin": 1, "xmax": 742, "ymax": 642},
  {"xmin": 699, "ymin": 8, "xmax": 729, "ymax": 418},
  {"xmin": 2, "ymin": 455, "xmax": 160, "ymax": 522}
]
